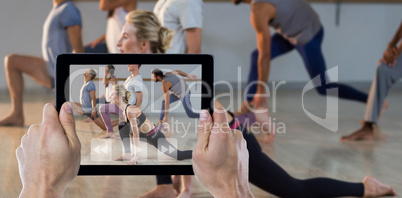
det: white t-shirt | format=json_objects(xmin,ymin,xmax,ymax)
[
  {"xmin": 124, "ymin": 74, "xmax": 144, "ymax": 105},
  {"xmin": 106, "ymin": 7, "xmax": 128, "ymax": 53},
  {"xmin": 105, "ymin": 82, "xmax": 114, "ymax": 102},
  {"xmin": 154, "ymin": 0, "xmax": 204, "ymax": 54}
]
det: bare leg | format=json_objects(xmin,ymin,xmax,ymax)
[
  {"xmin": 0, "ymin": 54, "xmax": 51, "ymax": 126},
  {"xmin": 137, "ymin": 184, "xmax": 175, "ymax": 198},
  {"xmin": 178, "ymin": 175, "xmax": 192, "ymax": 198},
  {"xmin": 98, "ymin": 120, "xmax": 120, "ymax": 138},
  {"xmin": 114, "ymin": 153, "xmax": 132, "ymax": 161},
  {"xmin": 93, "ymin": 117, "xmax": 107, "ymax": 131},
  {"xmin": 70, "ymin": 102, "xmax": 108, "ymax": 131},
  {"xmin": 172, "ymin": 175, "xmax": 181, "ymax": 196},
  {"xmin": 363, "ymin": 176, "xmax": 397, "ymax": 197},
  {"xmin": 82, "ymin": 117, "xmax": 92, "ymax": 122}
]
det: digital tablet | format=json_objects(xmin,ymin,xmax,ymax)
[{"xmin": 55, "ymin": 54, "xmax": 214, "ymax": 175}]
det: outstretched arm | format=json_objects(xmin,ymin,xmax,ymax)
[
  {"xmin": 389, "ymin": 22, "xmax": 402, "ymax": 48},
  {"xmin": 171, "ymin": 70, "xmax": 197, "ymax": 80},
  {"xmin": 162, "ymin": 82, "xmax": 170, "ymax": 122},
  {"xmin": 381, "ymin": 22, "xmax": 402, "ymax": 66},
  {"xmin": 99, "ymin": 0, "xmax": 136, "ymax": 11},
  {"xmin": 250, "ymin": 3, "xmax": 276, "ymax": 108}
]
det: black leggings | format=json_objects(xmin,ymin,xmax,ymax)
[
  {"xmin": 241, "ymin": 124, "xmax": 364, "ymax": 197},
  {"xmin": 118, "ymin": 121, "xmax": 192, "ymax": 160},
  {"xmin": 156, "ymin": 123, "xmax": 364, "ymax": 197}
]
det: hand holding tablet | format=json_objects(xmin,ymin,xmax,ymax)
[
  {"xmin": 193, "ymin": 108, "xmax": 253, "ymax": 198},
  {"xmin": 16, "ymin": 103, "xmax": 80, "ymax": 198}
]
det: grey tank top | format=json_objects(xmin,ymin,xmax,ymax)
[
  {"xmin": 253, "ymin": 0, "xmax": 321, "ymax": 45},
  {"xmin": 163, "ymin": 73, "xmax": 189, "ymax": 98}
]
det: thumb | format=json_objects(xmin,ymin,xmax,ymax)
[
  {"xmin": 59, "ymin": 102, "xmax": 78, "ymax": 147},
  {"xmin": 195, "ymin": 110, "xmax": 213, "ymax": 151}
]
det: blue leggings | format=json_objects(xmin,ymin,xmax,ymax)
[
  {"xmin": 159, "ymin": 92, "xmax": 199, "ymax": 120},
  {"xmin": 246, "ymin": 27, "xmax": 368, "ymax": 103}
]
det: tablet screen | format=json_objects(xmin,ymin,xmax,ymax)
[{"xmin": 68, "ymin": 64, "xmax": 202, "ymax": 166}]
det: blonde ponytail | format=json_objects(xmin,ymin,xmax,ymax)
[
  {"xmin": 126, "ymin": 10, "xmax": 175, "ymax": 54},
  {"xmin": 158, "ymin": 26, "xmax": 174, "ymax": 53},
  {"xmin": 113, "ymin": 84, "xmax": 131, "ymax": 104}
]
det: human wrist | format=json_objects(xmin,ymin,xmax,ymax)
[
  {"xmin": 212, "ymin": 186, "xmax": 254, "ymax": 198},
  {"xmin": 211, "ymin": 180, "xmax": 254, "ymax": 198},
  {"xmin": 20, "ymin": 185, "xmax": 65, "ymax": 198},
  {"xmin": 388, "ymin": 43, "xmax": 397, "ymax": 50},
  {"xmin": 256, "ymin": 85, "xmax": 267, "ymax": 95},
  {"xmin": 397, "ymin": 43, "xmax": 402, "ymax": 53}
]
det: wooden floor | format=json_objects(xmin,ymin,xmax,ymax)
[{"xmin": 1, "ymin": 88, "xmax": 401, "ymax": 197}]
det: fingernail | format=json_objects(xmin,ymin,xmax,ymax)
[
  {"xmin": 64, "ymin": 103, "xmax": 72, "ymax": 114},
  {"xmin": 200, "ymin": 111, "xmax": 208, "ymax": 121}
]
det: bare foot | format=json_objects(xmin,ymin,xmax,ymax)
[
  {"xmin": 178, "ymin": 188, "xmax": 191, "ymax": 198},
  {"xmin": 114, "ymin": 153, "xmax": 132, "ymax": 161},
  {"xmin": 363, "ymin": 176, "xmax": 397, "ymax": 197},
  {"xmin": 254, "ymin": 107, "xmax": 274, "ymax": 144},
  {"xmin": 0, "ymin": 113, "xmax": 24, "ymax": 126},
  {"xmin": 341, "ymin": 123, "xmax": 374, "ymax": 141},
  {"xmin": 98, "ymin": 132, "xmax": 115, "ymax": 139},
  {"xmin": 360, "ymin": 119, "xmax": 365, "ymax": 126},
  {"xmin": 172, "ymin": 175, "xmax": 181, "ymax": 196},
  {"xmin": 82, "ymin": 117, "xmax": 92, "ymax": 122},
  {"xmin": 138, "ymin": 184, "xmax": 175, "ymax": 198},
  {"xmin": 234, "ymin": 100, "xmax": 253, "ymax": 117},
  {"xmin": 263, "ymin": 133, "xmax": 275, "ymax": 144},
  {"xmin": 161, "ymin": 122, "xmax": 172, "ymax": 138}
]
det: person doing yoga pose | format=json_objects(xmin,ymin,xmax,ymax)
[{"xmin": 110, "ymin": 84, "xmax": 192, "ymax": 165}]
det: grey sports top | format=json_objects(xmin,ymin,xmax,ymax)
[
  {"xmin": 163, "ymin": 73, "xmax": 189, "ymax": 98},
  {"xmin": 253, "ymin": 0, "xmax": 321, "ymax": 45}
]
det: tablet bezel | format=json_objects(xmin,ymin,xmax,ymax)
[{"xmin": 55, "ymin": 53, "xmax": 214, "ymax": 175}]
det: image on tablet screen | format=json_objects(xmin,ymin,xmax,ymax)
[{"xmin": 68, "ymin": 64, "xmax": 202, "ymax": 165}]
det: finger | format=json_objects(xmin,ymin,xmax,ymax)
[
  {"xmin": 15, "ymin": 146, "xmax": 25, "ymax": 167},
  {"xmin": 20, "ymin": 134, "xmax": 29, "ymax": 149},
  {"xmin": 41, "ymin": 103, "xmax": 62, "ymax": 129},
  {"xmin": 232, "ymin": 129, "xmax": 245, "ymax": 149},
  {"xmin": 21, "ymin": 124, "xmax": 40, "ymax": 148},
  {"xmin": 26, "ymin": 124, "xmax": 40, "ymax": 137},
  {"xmin": 212, "ymin": 107, "xmax": 231, "ymax": 136},
  {"xmin": 195, "ymin": 110, "xmax": 213, "ymax": 151},
  {"xmin": 59, "ymin": 102, "xmax": 79, "ymax": 147}
]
